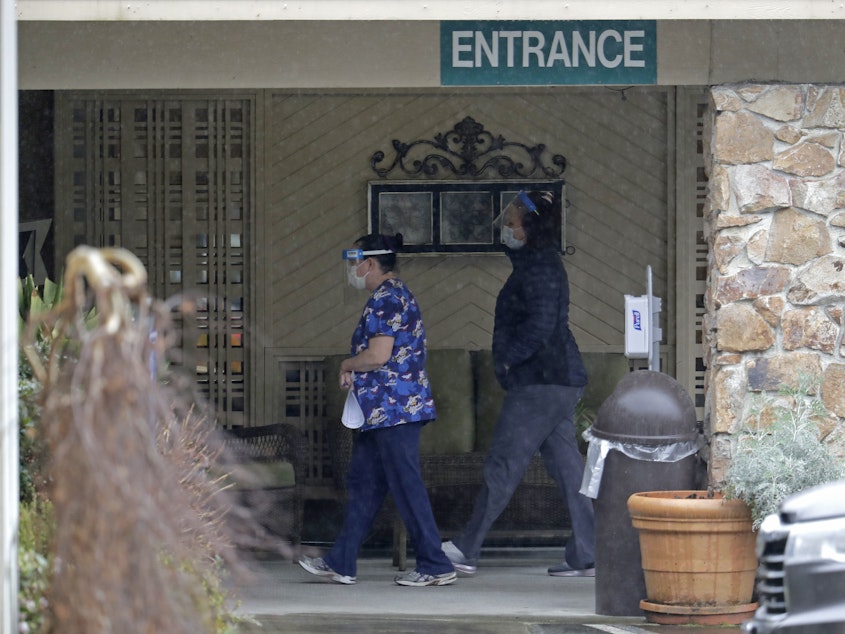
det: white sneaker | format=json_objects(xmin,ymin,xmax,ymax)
[
  {"xmin": 547, "ymin": 562, "xmax": 595, "ymax": 577},
  {"xmin": 441, "ymin": 540, "xmax": 477, "ymax": 575},
  {"xmin": 394, "ymin": 569, "xmax": 457, "ymax": 586},
  {"xmin": 298, "ymin": 555, "xmax": 356, "ymax": 585}
]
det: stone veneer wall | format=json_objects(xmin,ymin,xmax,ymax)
[{"xmin": 705, "ymin": 84, "xmax": 845, "ymax": 486}]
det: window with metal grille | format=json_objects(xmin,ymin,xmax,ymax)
[{"xmin": 54, "ymin": 95, "xmax": 252, "ymax": 428}]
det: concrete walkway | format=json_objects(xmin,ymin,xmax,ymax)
[{"xmin": 232, "ymin": 547, "xmax": 743, "ymax": 633}]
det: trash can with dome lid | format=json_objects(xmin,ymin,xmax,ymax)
[{"xmin": 579, "ymin": 370, "xmax": 700, "ymax": 616}]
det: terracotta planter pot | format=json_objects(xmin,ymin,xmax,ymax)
[{"xmin": 627, "ymin": 490, "xmax": 758, "ymax": 625}]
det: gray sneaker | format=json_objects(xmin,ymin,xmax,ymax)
[
  {"xmin": 394, "ymin": 569, "xmax": 457, "ymax": 586},
  {"xmin": 441, "ymin": 540, "xmax": 477, "ymax": 575},
  {"xmin": 298, "ymin": 555, "xmax": 356, "ymax": 584},
  {"xmin": 547, "ymin": 562, "xmax": 596, "ymax": 577}
]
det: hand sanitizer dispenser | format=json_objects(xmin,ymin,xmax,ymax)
[
  {"xmin": 624, "ymin": 294, "xmax": 650, "ymax": 359},
  {"xmin": 624, "ymin": 265, "xmax": 662, "ymax": 371}
]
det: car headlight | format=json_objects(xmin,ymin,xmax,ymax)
[
  {"xmin": 757, "ymin": 513, "xmax": 786, "ymax": 558},
  {"xmin": 786, "ymin": 517, "xmax": 845, "ymax": 564}
]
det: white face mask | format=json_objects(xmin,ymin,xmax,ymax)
[
  {"xmin": 501, "ymin": 225, "xmax": 525, "ymax": 250},
  {"xmin": 347, "ymin": 262, "xmax": 369, "ymax": 290}
]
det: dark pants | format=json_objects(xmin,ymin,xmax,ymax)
[
  {"xmin": 324, "ymin": 422, "xmax": 454, "ymax": 578},
  {"xmin": 452, "ymin": 384, "xmax": 596, "ymax": 569}
]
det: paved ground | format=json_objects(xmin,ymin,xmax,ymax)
[{"xmin": 232, "ymin": 547, "xmax": 744, "ymax": 633}]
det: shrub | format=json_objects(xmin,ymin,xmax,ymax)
[
  {"xmin": 18, "ymin": 276, "xmax": 55, "ymax": 632},
  {"xmin": 18, "ymin": 498, "xmax": 54, "ymax": 633},
  {"xmin": 18, "ymin": 275, "xmax": 55, "ymax": 504},
  {"xmin": 725, "ymin": 377, "xmax": 845, "ymax": 529}
]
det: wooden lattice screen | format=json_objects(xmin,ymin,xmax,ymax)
[
  {"xmin": 54, "ymin": 95, "xmax": 252, "ymax": 428},
  {"xmin": 267, "ymin": 355, "xmax": 333, "ymax": 491},
  {"xmin": 674, "ymin": 89, "xmax": 710, "ymax": 425},
  {"xmin": 692, "ymin": 97, "xmax": 710, "ymax": 422}
]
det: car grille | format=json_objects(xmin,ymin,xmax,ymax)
[{"xmin": 756, "ymin": 528, "xmax": 788, "ymax": 616}]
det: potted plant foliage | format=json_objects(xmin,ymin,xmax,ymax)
[
  {"xmin": 724, "ymin": 376, "xmax": 845, "ymax": 530},
  {"xmin": 627, "ymin": 376, "xmax": 845, "ymax": 626}
]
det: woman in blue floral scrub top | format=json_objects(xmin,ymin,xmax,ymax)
[
  {"xmin": 350, "ymin": 278, "xmax": 436, "ymax": 428},
  {"xmin": 298, "ymin": 233, "xmax": 456, "ymax": 588}
]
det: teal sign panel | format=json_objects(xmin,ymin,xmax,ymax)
[{"xmin": 441, "ymin": 20, "xmax": 657, "ymax": 86}]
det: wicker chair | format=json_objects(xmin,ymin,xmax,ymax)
[{"xmin": 222, "ymin": 423, "xmax": 308, "ymax": 551}]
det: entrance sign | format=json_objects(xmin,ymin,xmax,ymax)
[{"xmin": 441, "ymin": 20, "xmax": 656, "ymax": 86}]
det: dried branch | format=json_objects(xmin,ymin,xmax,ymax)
[{"xmin": 21, "ymin": 246, "xmax": 265, "ymax": 633}]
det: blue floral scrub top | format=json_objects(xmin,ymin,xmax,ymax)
[{"xmin": 350, "ymin": 278, "xmax": 437, "ymax": 430}]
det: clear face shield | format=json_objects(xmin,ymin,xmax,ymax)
[
  {"xmin": 494, "ymin": 190, "xmax": 537, "ymax": 249},
  {"xmin": 341, "ymin": 247, "xmax": 392, "ymax": 291}
]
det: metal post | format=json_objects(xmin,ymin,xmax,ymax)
[
  {"xmin": 0, "ymin": 0, "xmax": 19, "ymax": 629},
  {"xmin": 646, "ymin": 265, "xmax": 662, "ymax": 372}
]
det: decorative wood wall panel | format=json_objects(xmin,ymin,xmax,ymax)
[
  {"xmin": 264, "ymin": 89, "xmax": 671, "ymax": 356},
  {"xmin": 54, "ymin": 94, "xmax": 253, "ymax": 429}
]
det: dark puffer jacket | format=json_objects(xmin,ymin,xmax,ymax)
[{"xmin": 492, "ymin": 246, "xmax": 588, "ymax": 390}]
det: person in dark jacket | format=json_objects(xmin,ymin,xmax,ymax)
[{"xmin": 441, "ymin": 190, "xmax": 596, "ymax": 577}]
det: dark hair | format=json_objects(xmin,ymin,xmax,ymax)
[
  {"xmin": 354, "ymin": 233, "xmax": 404, "ymax": 272},
  {"xmin": 519, "ymin": 191, "xmax": 561, "ymax": 250}
]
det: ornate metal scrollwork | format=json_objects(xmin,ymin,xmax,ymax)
[{"xmin": 371, "ymin": 116, "xmax": 566, "ymax": 179}]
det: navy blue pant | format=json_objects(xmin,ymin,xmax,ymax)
[
  {"xmin": 452, "ymin": 384, "xmax": 596, "ymax": 569},
  {"xmin": 324, "ymin": 422, "xmax": 454, "ymax": 578}
]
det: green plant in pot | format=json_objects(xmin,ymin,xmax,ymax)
[{"xmin": 724, "ymin": 375, "xmax": 845, "ymax": 530}]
